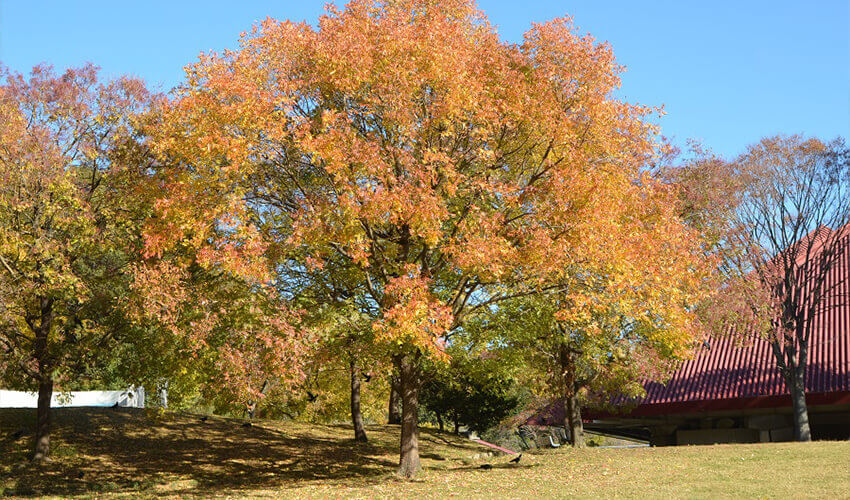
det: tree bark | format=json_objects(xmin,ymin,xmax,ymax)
[
  {"xmin": 31, "ymin": 296, "xmax": 54, "ymax": 462},
  {"xmin": 32, "ymin": 377, "xmax": 53, "ymax": 461},
  {"xmin": 788, "ymin": 368, "xmax": 812, "ymax": 441},
  {"xmin": 435, "ymin": 411, "xmax": 444, "ymax": 432},
  {"xmin": 559, "ymin": 343, "xmax": 584, "ymax": 447},
  {"xmin": 566, "ymin": 391, "xmax": 585, "ymax": 448},
  {"xmin": 246, "ymin": 380, "xmax": 269, "ymax": 420},
  {"xmin": 772, "ymin": 326, "xmax": 813, "ymax": 442},
  {"xmin": 397, "ymin": 352, "xmax": 421, "ymax": 478},
  {"xmin": 388, "ymin": 370, "xmax": 401, "ymax": 425},
  {"xmin": 350, "ymin": 359, "xmax": 368, "ymax": 442}
]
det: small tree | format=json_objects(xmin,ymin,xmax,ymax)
[
  {"xmin": 420, "ymin": 351, "xmax": 520, "ymax": 434},
  {"xmin": 488, "ymin": 270, "xmax": 706, "ymax": 447},
  {"xmin": 307, "ymin": 303, "xmax": 377, "ymax": 443},
  {"xmin": 0, "ymin": 65, "xmax": 151, "ymax": 460}
]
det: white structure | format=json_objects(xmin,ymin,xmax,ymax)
[{"xmin": 0, "ymin": 386, "xmax": 145, "ymax": 408}]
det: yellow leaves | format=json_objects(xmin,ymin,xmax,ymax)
[
  {"xmin": 446, "ymin": 210, "xmax": 518, "ymax": 280},
  {"xmin": 556, "ymin": 293, "xmax": 601, "ymax": 325}
]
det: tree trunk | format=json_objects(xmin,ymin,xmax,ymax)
[
  {"xmin": 31, "ymin": 296, "xmax": 54, "ymax": 462},
  {"xmin": 452, "ymin": 410, "xmax": 459, "ymax": 434},
  {"xmin": 32, "ymin": 377, "xmax": 53, "ymax": 461},
  {"xmin": 246, "ymin": 380, "xmax": 269, "ymax": 420},
  {"xmin": 350, "ymin": 359, "xmax": 368, "ymax": 442},
  {"xmin": 566, "ymin": 391, "xmax": 585, "ymax": 448},
  {"xmin": 388, "ymin": 369, "xmax": 401, "ymax": 425},
  {"xmin": 788, "ymin": 368, "xmax": 812, "ymax": 441},
  {"xmin": 559, "ymin": 342, "xmax": 584, "ymax": 447},
  {"xmin": 397, "ymin": 353, "xmax": 421, "ymax": 478},
  {"xmin": 435, "ymin": 411, "xmax": 444, "ymax": 432}
]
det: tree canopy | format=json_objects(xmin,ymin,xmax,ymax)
[{"xmin": 141, "ymin": 0, "xmax": 713, "ymax": 476}]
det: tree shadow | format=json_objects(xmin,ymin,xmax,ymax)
[{"xmin": 0, "ymin": 408, "xmax": 480, "ymax": 496}]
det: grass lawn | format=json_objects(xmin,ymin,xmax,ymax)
[{"xmin": 1, "ymin": 408, "xmax": 848, "ymax": 498}]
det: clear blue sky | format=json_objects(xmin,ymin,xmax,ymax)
[{"xmin": 2, "ymin": 1, "xmax": 847, "ymax": 157}]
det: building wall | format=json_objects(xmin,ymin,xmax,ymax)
[
  {"xmin": 0, "ymin": 387, "xmax": 145, "ymax": 408},
  {"xmin": 644, "ymin": 405, "xmax": 850, "ymax": 446}
]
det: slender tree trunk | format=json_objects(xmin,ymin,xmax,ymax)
[
  {"xmin": 32, "ymin": 377, "xmax": 53, "ymax": 462},
  {"xmin": 452, "ymin": 410, "xmax": 459, "ymax": 434},
  {"xmin": 32, "ymin": 296, "xmax": 54, "ymax": 462},
  {"xmin": 246, "ymin": 380, "xmax": 269, "ymax": 419},
  {"xmin": 350, "ymin": 359, "xmax": 368, "ymax": 442},
  {"xmin": 559, "ymin": 342, "xmax": 584, "ymax": 447},
  {"xmin": 772, "ymin": 324, "xmax": 812, "ymax": 442},
  {"xmin": 566, "ymin": 391, "xmax": 584, "ymax": 448},
  {"xmin": 388, "ymin": 369, "xmax": 401, "ymax": 425},
  {"xmin": 397, "ymin": 352, "xmax": 421, "ymax": 478},
  {"xmin": 435, "ymin": 411, "xmax": 444, "ymax": 432},
  {"xmin": 788, "ymin": 368, "xmax": 812, "ymax": 441}
]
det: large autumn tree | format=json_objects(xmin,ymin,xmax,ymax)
[
  {"xmin": 147, "ymin": 0, "xmax": 708, "ymax": 477},
  {"xmin": 0, "ymin": 65, "xmax": 151, "ymax": 460}
]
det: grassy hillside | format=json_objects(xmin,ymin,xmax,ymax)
[{"xmin": 1, "ymin": 408, "xmax": 848, "ymax": 498}]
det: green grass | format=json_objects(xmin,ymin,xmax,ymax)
[{"xmin": 1, "ymin": 408, "xmax": 848, "ymax": 498}]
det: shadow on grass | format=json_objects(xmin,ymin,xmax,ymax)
[{"xmin": 1, "ymin": 408, "xmax": 466, "ymax": 497}]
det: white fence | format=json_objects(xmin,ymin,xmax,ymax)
[{"xmin": 0, "ymin": 387, "xmax": 145, "ymax": 408}]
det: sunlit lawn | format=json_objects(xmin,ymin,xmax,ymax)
[{"xmin": 1, "ymin": 408, "xmax": 848, "ymax": 498}]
